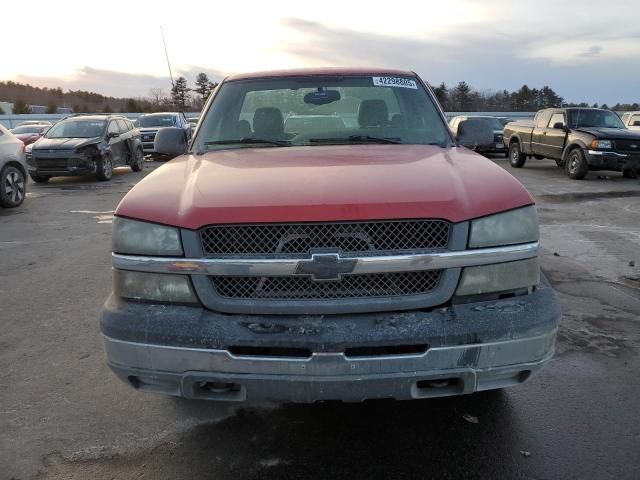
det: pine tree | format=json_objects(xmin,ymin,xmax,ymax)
[
  {"xmin": 45, "ymin": 102, "xmax": 57, "ymax": 114},
  {"xmin": 171, "ymin": 77, "xmax": 190, "ymax": 111},
  {"xmin": 194, "ymin": 73, "xmax": 212, "ymax": 107},
  {"xmin": 12, "ymin": 99, "xmax": 30, "ymax": 114}
]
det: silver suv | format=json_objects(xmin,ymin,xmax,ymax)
[{"xmin": 0, "ymin": 124, "xmax": 27, "ymax": 208}]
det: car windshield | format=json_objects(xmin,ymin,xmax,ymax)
[
  {"xmin": 138, "ymin": 115, "xmax": 177, "ymax": 128},
  {"xmin": 568, "ymin": 110, "xmax": 625, "ymax": 129},
  {"xmin": 11, "ymin": 125, "xmax": 47, "ymax": 134},
  {"xmin": 194, "ymin": 75, "xmax": 452, "ymax": 152},
  {"xmin": 45, "ymin": 119, "xmax": 106, "ymax": 138}
]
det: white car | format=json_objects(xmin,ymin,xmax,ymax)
[
  {"xmin": 620, "ymin": 111, "xmax": 640, "ymax": 131},
  {"xmin": 0, "ymin": 124, "xmax": 28, "ymax": 207}
]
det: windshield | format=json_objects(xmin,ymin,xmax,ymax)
[
  {"xmin": 45, "ymin": 119, "xmax": 106, "ymax": 138},
  {"xmin": 194, "ymin": 75, "xmax": 451, "ymax": 152},
  {"xmin": 11, "ymin": 125, "xmax": 47, "ymax": 134},
  {"xmin": 568, "ymin": 110, "xmax": 625, "ymax": 129},
  {"xmin": 138, "ymin": 115, "xmax": 177, "ymax": 128}
]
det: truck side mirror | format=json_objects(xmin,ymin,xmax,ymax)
[
  {"xmin": 456, "ymin": 119, "xmax": 494, "ymax": 149},
  {"xmin": 633, "ymin": 120, "xmax": 640, "ymax": 126},
  {"xmin": 154, "ymin": 127, "xmax": 188, "ymax": 156},
  {"xmin": 552, "ymin": 122, "xmax": 565, "ymax": 130}
]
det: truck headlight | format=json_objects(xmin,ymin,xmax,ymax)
[
  {"xmin": 113, "ymin": 217, "xmax": 183, "ymax": 256},
  {"xmin": 114, "ymin": 270, "xmax": 197, "ymax": 303},
  {"xmin": 456, "ymin": 258, "xmax": 539, "ymax": 296},
  {"xmin": 591, "ymin": 140, "xmax": 611, "ymax": 149},
  {"xmin": 469, "ymin": 206, "xmax": 539, "ymax": 248}
]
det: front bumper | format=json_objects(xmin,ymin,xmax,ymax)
[
  {"xmin": 28, "ymin": 153, "xmax": 96, "ymax": 176},
  {"xmin": 101, "ymin": 275, "xmax": 560, "ymax": 403},
  {"xmin": 585, "ymin": 150, "xmax": 640, "ymax": 171}
]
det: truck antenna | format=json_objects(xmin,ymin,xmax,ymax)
[{"xmin": 161, "ymin": 26, "xmax": 175, "ymax": 89}]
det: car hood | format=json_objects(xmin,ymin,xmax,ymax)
[
  {"xmin": 576, "ymin": 127, "xmax": 640, "ymax": 139},
  {"xmin": 33, "ymin": 137, "xmax": 102, "ymax": 150},
  {"xmin": 116, "ymin": 144, "xmax": 534, "ymax": 229}
]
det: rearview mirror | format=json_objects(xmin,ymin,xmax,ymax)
[
  {"xmin": 456, "ymin": 118, "xmax": 494, "ymax": 149},
  {"xmin": 154, "ymin": 127, "xmax": 187, "ymax": 156},
  {"xmin": 304, "ymin": 89, "xmax": 341, "ymax": 105}
]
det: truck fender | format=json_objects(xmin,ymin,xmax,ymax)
[{"xmin": 562, "ymin": 141, "xmax": 587, "ymax": 163}]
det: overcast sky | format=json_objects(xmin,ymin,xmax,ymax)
[{"xmin": 2, "ymin": 0, "xmax": 639, "ymax": 104}]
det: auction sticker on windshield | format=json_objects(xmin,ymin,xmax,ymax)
[{"xmin": 372, "ymin": 77, "xmax": 418, "ymax": 89}]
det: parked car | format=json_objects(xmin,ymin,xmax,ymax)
[
  {"xmin": 0, "ymin": 124, "xmax": 27, "ymax": 207},
  {"xmin": 10, "ymin": 124, "xmax": 49, "ymax": 146},
  {"xmin": 496, "ymin": 116, "xmax": 513, "ymax": 127},
  {"xmin": 620, "ymin": 111, "xmax": 640, "ymax": 131},
  {"xmin": 15, "ymin": 120, "xmax": 52, "ymax": 128},
  {"xmin": 448, "ymin": 115, "xmax": 508, "ymax": 156},
  {"xmin": 137, "ymin": 112, "xmax": 192, "ymax": 156},
  {"xmin": 101, "ymin": 67, "xmax": 559, "ymax": 403},
  {"xmin": 504, "ymin": 108, "xmax": 640, "ymax": 179},
  {"xmin": 187, "ymin": 116, "xmax": 199, "ymax": 130},
  {"xmin": 27, "ymin": 114, "xmax": 143, "ymax": 182}
]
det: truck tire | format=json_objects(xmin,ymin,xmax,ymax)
[
  {"xmin": 96, "ymin": 153, "xmax": 113, "ymax": 181},
  {"xmin": 565, "ymin": 148, "xmax": 588, "ymax": 180},
  {"xmin": 29, "ymin": 174, "xmax": 50, "ymax": 183},
  {"xmin": 130, "ymin": 147, "xmax": 144, "ymax": 172},
  {"xmin": 509, "ymin": 142, "xmax": 527, "ymax": 168}
]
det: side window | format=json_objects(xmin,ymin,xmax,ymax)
[
  {"xmin": 548, "ymin": 113, "xmax": 565, "ymax": 128},
  {"xmin": 621, "ymin": 113, "xmax": 629, "ymax": 124},
  {"xmin": 125, "ymin": 119, "xmax": 134, "ymax": 130},
  {"xmin": 108, "ymin": 121, "xmax": 119, "ymax": 135},
  {"xmin": 535, "ymin": 110, "xmax": 552, "ymax": 128},
  {"xmin": 631, "ymin": 114, "xmax": 640, "ymax": 126},
  {"xmin": 116, "ymin": 119, "xmax": 128, "ymax": 133}
]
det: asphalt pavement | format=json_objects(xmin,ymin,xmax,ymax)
[{"xmin": 1, "ymin": 157, "xmax": 639, "ymax": 480}]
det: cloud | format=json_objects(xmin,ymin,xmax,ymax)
[
  {"xmin": 279, "ymin": 17, "xmax": 640, "ymax": 105},
  {"xmin": 579, "ymin": 46, "xmax": 603, "ymax": 58}
]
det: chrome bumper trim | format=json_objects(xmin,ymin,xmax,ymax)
[
  {"xmin": 112, "ymin": 242, "xmax": 539, "ymax": 277},
  {"xmin": 587, "ymin": 150, "xmax": 628, "ymax": 157}
]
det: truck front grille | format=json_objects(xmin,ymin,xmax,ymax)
[
  {"xmin": 211, "ymin": 270, "xmax": 442, "ymax": 300},
  {"xmin": 614, "ymin": 140, "xmax": 640, "ymax": 153},
  {"xmin": 35, "ymin": 158, "xmax": 69, "ymax": 171},
  {"xmin": 200, "ymin": 220, "xmax": 451, "ymax": 257}
]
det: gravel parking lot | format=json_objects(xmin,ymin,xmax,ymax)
[{"xmin": 1, "ymin": 158, "xmax": 639, "ymax": 480}]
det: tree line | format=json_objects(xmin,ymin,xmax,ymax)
[
  {"xmin": 431, "ymin": 81, "xmax": 639, "ymax": 112},
  {"xmin": 0, "ymin": 72, "xmax": 218, "ymax": 114},
  {"xmin": 1, "ymin": 76, "xmax": 638, "ymax": 114}
]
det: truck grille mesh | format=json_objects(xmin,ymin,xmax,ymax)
[
  {"xmin": 200, "ymin": 220, "xmax": 450, "ymax": 257},
  {"xmin": 211, "ymin": 270, "xmax": 442, "ymax": 300}
]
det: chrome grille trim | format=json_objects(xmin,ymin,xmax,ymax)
[
  {"xmin": 111, "ymin": 242, "xmax": 539, "ymax": 276},
  {"xmin": 199, "ymin": 220, "xmax": 451, "ymax": 257}
]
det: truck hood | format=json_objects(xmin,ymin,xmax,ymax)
[
  {"xmin": 576, "ymin": 127, "xmax": 640, "ymax": 140},
  {"xmin": 33, "ymin": 137, "xmax": 101, "ymax": 150},
  {"xmin": 116, "ymin": 145, "xmax": 534, "ymax": 229}
]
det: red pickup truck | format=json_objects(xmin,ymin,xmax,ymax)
[{"xmin": 101, "ymin": 68, "xmax": 559, "ymax": 402}]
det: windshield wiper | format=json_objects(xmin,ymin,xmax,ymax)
[
  {"xmin": 204, "ymin": 138, "xmax": 291, "ymax": 147},
  {"xmin": 309, "ymin": 135, "xmax": 402, "ymax": 145}
]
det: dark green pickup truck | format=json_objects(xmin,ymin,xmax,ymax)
[{"xmin": 503, "ymin": 108, "xmax": 640, "ymax": 179}]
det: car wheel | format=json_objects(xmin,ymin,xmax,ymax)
[
  {"xmin": 130, "ymin": 147, "xmax": 144, "ymax": 172},
  {"xmin": 509, "ymin": 142, "xmax": 526, "ymax": 168},
  {"xmin": 29, "ymin": 174, "xmax": 50, "ymax": 183},
  {"xmin": 1, "ymin": 165, "xmax": 26, "ymax": 208},
  {"xmin": 565, "ymin": 149, "xmax": 588, "ymax": 180},
  {"xmin": 622, "ymin": 168, "xmax": 638, "ymax": 179},
  {"xmin": 96, "ymin": 154, "xmax": 113, "ymax": 181}
]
